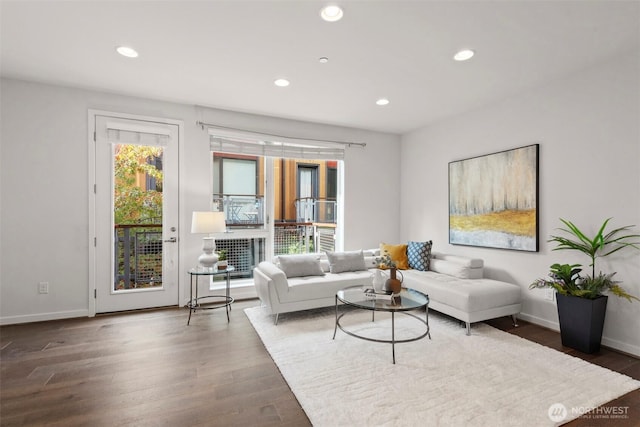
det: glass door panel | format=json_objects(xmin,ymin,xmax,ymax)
[
  {"xmin": 94, "ymin": 114, "xmax": 179, "ymax": 313},
  {"xmin": 113, "ymin": 144, "xmax": 164, "ymax": 290}
]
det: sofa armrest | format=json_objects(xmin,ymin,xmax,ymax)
[
  {"xmin": 254, "ymin": 261, "xmax": 289, "ymax": 307},
  {"xmin": 257, "ymin": 261, "xmax": 287, "ymax": 283},
  {"xmin": 254, "ymin": 266, "xmax": 273, "ymax": 311}
]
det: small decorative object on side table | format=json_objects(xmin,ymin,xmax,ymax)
[
  {"xmin": 217, "ymin": 249, "xmax": 228, "ymax": 270},
  {"xmin": 186, "ymin": 265, "xmax": 235, "ymax": 325}
]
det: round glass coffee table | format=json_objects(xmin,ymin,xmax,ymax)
[{"xmin": 333, "ymin": 286, "xmax": 430, "ymax": 364}]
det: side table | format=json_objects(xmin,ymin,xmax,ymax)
[{"xmin": 186, "ymin": 266, "xmax": 235, "ymax": 325}]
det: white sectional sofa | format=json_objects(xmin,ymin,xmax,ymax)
[{"xmin": 253, "ymin": 250, "xmax": 522, "ymax": 334}]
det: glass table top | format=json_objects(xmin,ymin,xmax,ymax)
[
  {"xmin": 337, "ymin": 286, "xmax": 429, "ymax": 312},
  {"xmin": 188, "ymin": 265, "xmax": 235, "ymax": 275}
]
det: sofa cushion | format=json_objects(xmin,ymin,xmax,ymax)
[
  {"xmin": 431, "ymin": 252, "xmax": 483, "ymax": 268},
  {"xmin": 402, "ymin": 270, "xmax": 521, "ymax": 313},
  {"xmin": 326, "ymin": 250, "xmax": 367, "ymax": 273},
  {"xmin": 278, "ymin": 255, "xmax": 325, "ymax": 278},
  {"xmin": 429, "ymin": 259, "xmax": 483, "ymax": 279},
  {"xmin": 380, "ymin": 243, "xmax": 409, "ymax": 270},
  {"xmin": 407, "ymin": 240, "xmax": 432, "ymax": 271},
  {"xmin": 282, "ymin": 271, "xmax": 372, "ymax": 303}
]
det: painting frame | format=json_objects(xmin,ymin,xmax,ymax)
[{"xmin": 449, "ymin": 144, "xmax": 539, "ymax": 252}]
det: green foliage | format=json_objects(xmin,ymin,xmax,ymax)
[
  {"xmin": 532, "ymin": 218, "xmax": 640, "ymax": 301},
  {"xmin": 531, "ymin": 263, "xmax": 581, "ymax": 292},
  {"xmin": 375, "ymin": 254, "xmax": 396, "ymax": 269},
  {"xmin": 530, "ymin": 263, "xmax": 579, "ymax": 295},
  {"xmin": 286, "ymin": 238, "xmax": 314, "ymax": 254},
  {"xmin": 529, "ymin": 265, "xmax": 639, "ymax": 301},
  {"xmin": 114, "ymin": 145, "xmax": 163, "ymax": 224},
  {"xmin": 578, "ymin": 272, "xmax": 630, "ymax": 300},
  {"xmin": 217, "ymin": 249, "xmax": 227, "ymax": 261},
  {"xmin": 550, "ymin": 217, "xmax": 640, "ymax": 277}
]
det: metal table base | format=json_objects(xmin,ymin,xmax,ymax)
[{"xmin": 187, "ymin": 267, "xmax": 235, "ymax": 325}]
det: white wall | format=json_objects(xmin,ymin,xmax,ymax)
[
  {"xmin": 5, "ymin": 53, "xmax": 637, "ymax": 355},
  {"xmin": 0, "ymin": 78, "xmax": 400, "ymax": 324},
  {"xmin": 400, "ymin": 53, "xmax": 640, "ymax": 356}
]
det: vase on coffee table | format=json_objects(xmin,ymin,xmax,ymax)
[{"xmin": 384, "ymin": 268, "xmax": 403, "ymax": 295}]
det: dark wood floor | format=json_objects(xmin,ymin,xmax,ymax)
[{"xmin": 1, "ymin": 300, "xmax": 638, "ymax": 426}]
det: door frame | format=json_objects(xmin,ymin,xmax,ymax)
[{"xmin": 88, "ymin": 110, "xmax": 185, "ymax": 316}]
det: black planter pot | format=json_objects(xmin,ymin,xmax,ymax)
[{"xmin": 556, "ymin": 293, "xmax": 608, "ymax": 354}]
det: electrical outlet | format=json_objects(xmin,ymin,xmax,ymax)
[
  {"xmin": 38, "ymin": 282, "xmax": 49, "ymax": 294},
  {"xmin": 544, "ymin": 288, "xmax": 555, "ymax": 301}
]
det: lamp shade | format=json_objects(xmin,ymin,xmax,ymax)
[{"xmin": 191, "ymin": 211, "xmax": 226, "ymax": 234}]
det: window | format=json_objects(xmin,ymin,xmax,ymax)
[
  {"xmin": 212, "ymin": 155, "xmax": 262, "ymax": 227},
  {"xmin": 297, "ymin": 164, "xmax": 318, "ymax": 199},
  {"xmin": 327, "ymin": 162, "xmax": 337, "ymax": 199},
  {"xmin": 208, "ymin": 126, "xmax": 345, "ymax": 282},
  {"xmin": 297, "ymin": 164, "xmax": 318, "ymax": 222},
  {"xmin": 325, "ymin": 162, "xmax": 338, "ymax": 223}
]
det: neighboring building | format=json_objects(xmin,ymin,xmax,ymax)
[{"xmin": 212, "ymin": 153, "xmax": 338, "ymax": 226}]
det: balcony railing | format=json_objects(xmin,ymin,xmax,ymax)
[
  {"xmin": 114, "ymin": 196, "xmax": 337, "ymax": 287},
  {"xmin": 273, "ymin": 222, "xmax": 336, "ymax": 255},
  {"xmin": 212, "ymin": 194, "xmax": 336, "ymax": 226},
  {"xmin": 114, "ymin": 224, "xmax": 163, "ymax": 290},
  {"xmin": 212, "ymin": 193, "xmax": 264, "ymax": 226},
  {"xmin": 295, "ymin": 197, "xmax": 337, "ymax": 223}
]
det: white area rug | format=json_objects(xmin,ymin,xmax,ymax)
[{"xmin": 245, "ymin": 306, "xmax": 639, "ymax": 427}]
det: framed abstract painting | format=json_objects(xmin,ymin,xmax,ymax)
[{"xmin": 449, "ymin": 144, "xmax": 539, "ymax": 252}]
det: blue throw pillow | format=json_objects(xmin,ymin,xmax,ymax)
[{"xmin": 407, "ymin": 240, "xmax": 433, "ymax": 271}]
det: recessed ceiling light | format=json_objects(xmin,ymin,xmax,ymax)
[
  {"xmin": 319, "ymin": 57, "xmax": 329, "ymax": 64},
  {"xmin": 320, "ymin": 5, "xmax": 344, "ymax": 22},
  {"xmin": 376, "ymin": 98, "xmax": 390, "ymax": 106},
  {"xmin": 274, "ymin": 78, "xmax": 290, "ymax": 87},
  {"xmin": 453, "ymin": 49, "xmax": 474, "ymax": 61},
  {"xmin": 116, "ymin": 46, "xmax": 139, "ymax": 58}
]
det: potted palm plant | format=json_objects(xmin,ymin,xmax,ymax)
[{"xmin": 530, "ymin": 218, "xmax": 639, "ymax": 353}]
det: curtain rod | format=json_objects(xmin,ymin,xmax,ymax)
[{"xmin": 196, "ymin": 121, "xmax": 366, "ymax": 148}]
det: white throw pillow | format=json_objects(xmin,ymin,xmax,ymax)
[
  {"xmin": 326, "ymin": 250, "xmax": 367, "ymax": 273},
  {"xmin": 278, "ymin": 255, "xmax": 325, "ymax": 278}
]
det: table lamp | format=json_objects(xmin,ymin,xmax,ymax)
[{"xmin": 191, "ymin": 211, "xmax": 226, "ymax": 269}]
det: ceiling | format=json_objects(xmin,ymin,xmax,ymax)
[{"xmin": 1, "ymin": 1, "xmax": 638, "ymax": 134}]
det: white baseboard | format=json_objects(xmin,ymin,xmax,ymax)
[
  {"xmin": 517, "ymin": 312, "xmax": 640, "ymax": 358},
  {"xmin": 0, "ymin": 309, "xmax": 89, "ymax": 325},
  {"xmin": 516, "ymin": 312, "xmax": 559, "ymax": 332},
  {"xmin": 601, "ymin": 337, "xmax": 640, "ymax": 358}
]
